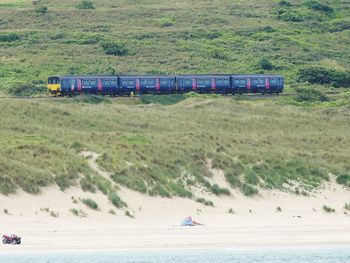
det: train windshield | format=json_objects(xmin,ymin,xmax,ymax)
[{"xmin": 48, "ymin": 77, "xmax": 60, "ymax": 84}]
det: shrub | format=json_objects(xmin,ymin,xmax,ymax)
[
  {"xmin": 101, "ymin": 41, "xmax": 128, "ymax": 56},
  {"xmin": 3, "ymin": 209, "xmax": 9, "ymax": 214},
  {"xmin": 336, "ymin": 174, "xmax": 350, "ymax": 187},
  {"xmin": 158, "ymin": 17, "xmax": 175, "ymax": 28},
  {"xmin": 50, "ymin": 211, "xmax": 59, "ymax": 217},
  {"xmin": 82, "ymin": 198, "xmax": 99, "ymax": 210},
  {"xmin": 108, "ymin": 209, "xmax": 116, "ymax": 215},
  {"xmin": 0, "ymin": 33, "xmax": 20, "ymax": 42},
  {"xmin": 195, "ymin": 197, "xmax": 214, "ymax": 206},
  {"xmin": 241, "ymin": 183, "xmax": 258, "ymax": 196},
  {"xmin": 211, "ymin": 184, "xmax": 231, "ymax": 196},
  {"xmin": 294, "ymin": 87, "xmax": 329, "ymax": 103},
  {"xmin": 125, "ymin": 210, "xmax": 134, "ymax": 218},
  {"xmin": 70, "ymin": 208, "xmax": 79, "ymax": 216},
  {"xmin": 228, "ymin": 208, "xmax": 235, "ymax": 214},
  {"xmin": 323, "ymin": 205, "xmax": 335, "ymax": 213},
  {"xmin": 80, "ymin": 178, "xmax": 96, "ymax": 193},
  {"xmin": 276, "ymin": 206, "xmax": 282, "ymax": 212},
  {"xmin": 344, "ymin": 203, "xmax": 350, "ymax": 211},
  {"xmin": 304, "ymin": 1, "xmax": 333, "ymax": 13},
  {"xmin": 257, "ymin": 58, "xmax": 273, "ymax": 71},
  {"xmin": 35, "ymin": 6, "xmax": 48, "ymax": 14},
  {"xmin": 279, "ymin": 0, "xmax": 292, "ymax": 7},
  {"xmin": 32, "ymin": 0, "xmax": 42, "ymax": 5},
  {"xmin": 108, "ymin": 192, "xmax": 126, "ymax": 208},
  {"xmin": 77, "ymin": 0, "xmax": 95, "ymax": 10},
  {"xmin": 7, "ymin": 82, "xmax": 46, "ymax": 96},
  {"xmin": 297, "ymin": 67, "xmax": 350, "ymax": 88}
]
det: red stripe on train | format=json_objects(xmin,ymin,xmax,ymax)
[
  {"xmin": 211, "ymin": 78, "xmax": 216, "ymax": 90},
  {"xmin": 265, "ymin": 78, "xmax": 270, "ymax": 89},
  {"xmin": 98, "ymin": 79, "xmax": 102, "ymax": 92},
  {"xmin": 192, "ymin": 78, "xmax": 196, "ymax": 90}
]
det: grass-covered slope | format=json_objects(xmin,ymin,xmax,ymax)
[
  {"xmin": 0, "ymin": 0, "xmax": 349, "ymax": 92},
  {"xmin": 0, "ymin": 96, "xmax": 349, "ymax": 197}
]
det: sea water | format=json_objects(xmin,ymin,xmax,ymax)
[{"xmin": 1, "ymin": 248, "xmax": 349, "ymax": 263}]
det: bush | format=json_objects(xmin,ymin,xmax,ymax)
[
  {"xmin": 304, "ymin": 1, "xmax": 333, "ymax": 13},
  {"xmin": 211, "ymin": 184, "xmax": 231, "ymax": 196},
  {"xmin": 77, "ymin": 0, "xmax": 95, "ymax": 10},
  {"xmin": 0, "ymin": 33, "xmax": 20, "ymax": 42},
  {"xmin": 279, "ymin": 0, "xmax": 292, "ymax": 7},
  {"xmin": 158, "ymin": 17, "xmax": 175, "ymax": 28},
  {"xmin": 297, "ymin": 67, "xmax": 350, "ymax": 88},
  {"xmin": 101, "ymin": 41, "xmax": 128, "ymax": 56},
  {"xmin": 294, "ymin": 87, "xmax": 329, "ymax": 103},
  {"xmin": 35, "ymin": 6, "xmax": 48, "ymax": 14},
  {"xmin": 257, "ymin": 58, "xmax": 273, "ymax": 71},
  {"xmin": 82, "ymin": 198, "xmax": 99, "ymax": 210},
  {"xmin": 195, "ymin": 197, "xmax": 214, "ymax": 206},
  {"xmin": 241, "ymin": 183, "xmax": 258, "ymax": 196},
  {"xmin": 336, "ymin": 174, "xmax": 350, "ymax": 187},
  {"xmin": 80, "ymin": 178, "xmax": 96, "ymax": 193},
  {"xmin": 108, "ymin": 192, "xmax": 126, "ymax": 208},
  {"xmin": 322, "ymin": 205, "xmax": 335, "ymax": 213},
  {"xmin": 7, "ymin": 82, "xmax": 47, "ymax": 96},
  {"xmin": 344, "ymin": 203, "xmax": 350, "ymax": 211}
]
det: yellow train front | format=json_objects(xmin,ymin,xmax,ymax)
[{"xmin": 47, "ymin": 76, "xmax": 61, "ymax": 95}]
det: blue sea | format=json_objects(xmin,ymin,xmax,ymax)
[{"xmin": 1, "ymin": 248, "xmax": 349, "ymax": 263}]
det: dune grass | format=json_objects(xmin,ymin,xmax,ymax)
[{"xmin": 0, "ymin": 95, "xmax": 349, "ymax": 197}]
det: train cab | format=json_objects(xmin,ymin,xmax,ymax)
[{"xmin": 47, "ymin": 76, "xmax": 61, "ymax": 95}]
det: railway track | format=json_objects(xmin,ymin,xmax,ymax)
[{"xmin": 0, "ymin": 91, "xmax": 342, "ymax": 100}]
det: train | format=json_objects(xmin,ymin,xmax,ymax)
[{"xmin": 47, "ymin": 74, "xmax": 284, "ymax": 96}]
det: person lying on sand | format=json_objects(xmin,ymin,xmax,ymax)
[{"xmin": 181, "ymin": 216, "xmax": 204, "ymax": 226}]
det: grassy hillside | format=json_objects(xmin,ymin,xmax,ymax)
[
  {"xmin": 0, "ymin": 0, "xmax": 349, "ymax": 92},
  {"xmin": 0, "ymin": 95, "xmax": 349, "ymax": 198}
]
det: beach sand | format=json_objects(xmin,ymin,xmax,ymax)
[{"xmin": 0, "ymin": 153, "xmax": 349, "ymax": 252}]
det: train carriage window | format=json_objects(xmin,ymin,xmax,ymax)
[
  {"xmin": 90, "ymin": 79, "xmax": 97, "ymax": 85},
  {"xmin": 270, "ymin": 78, "xmax": 277, "ymax": 85},
  {"xmin": 204, "ymin": 79, "xmax": 210, "ymax": 85},
  {"xmin": 239, "ymin": 79, "xmax": 246, "ymax": 85},
  {"xmin": 83, "ymin": 79, "xmax": 89, "ymax": 85},
  {"xmin": 184, "ymin": 79, "xmax": 192, "ymax": 85},
  {"xmin": 234, "ymin": 79, "xmax": 240, "ymax": 85},
  {"xmin": 223, "ymin": 79, "xmax": 229, "ymax": 85},
  {"xmin": 147, "ymin": 79, "xmax": 155, "ymax": 85},
  {"xmin": 216, "ymin": 79, "xmax": 223, "ymax": 85},
  {"xmin": 252, "ymin": 79, "xmax": 258, "ymax": 85},
  {"xmin": 128, "ymin": 80, "xmax": 135, "ymax": 85},
  {"xmin": 160, "ymin": 79, "xmax": 169, "ymax": 85},
  {"xmin": 258, "ymin": 78, "xmax": 264, "ymax": 84},
  {"xmin": 69, "ymin": 79, "xmax": 75, "ymax": 86}
]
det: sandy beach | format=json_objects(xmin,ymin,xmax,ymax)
[{"xmin": 1, "ymin": 152, "xmax": 349, "ymax": 252}]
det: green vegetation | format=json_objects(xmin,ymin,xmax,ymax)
[
  {"xmin": 322, "ymin": 205, "xmax": 335, "ymax": 213},
  {"xmin": 0, "ymin": 0, "xmax": 349, "ymax": 91},
  {"xmin": 276, "ymin": 206, "xmax": 282, "ymax": 212},
  {"xmin": 77, "ymin": 0, "xmax": 95, "ymax": 10},
  {"xmin": 81, "ymin": 198, "xmax": 99, "ymax": 210},
  {"xmin": 294, "ymin": 87, "xmax": 329, "ymax": 103},
  {"xmin": 195, "ymin": 197, "xmax": 214, "ymax": 207},
  {"xmin": 125, "ymin": 210, "xmax": 134, "ymax": 218},
  {"xmin": 336, "ymin": 174, "xmax": 350, "ymax": 187},
  {"xmin": 344, "ymin": 203, "xmax": 350, "ymax": 211},
  {"xmin": 108, "ymin": 192, "xmax": 126, "ymax": 209},
  {"xmin": 0, "ymin": 96, "xmax": 349, "ymax": 197},
  {"xmin": 228, "ymin": 208, "xmax": 234, "ymax": 214},
  {"xmin": 70, "ymin": 208, "xmax": 87, "ymax": 217}
]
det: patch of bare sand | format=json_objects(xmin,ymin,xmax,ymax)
[{"xmin": 0, "ymin": 152, "xmax": 349, "ymax": 252}]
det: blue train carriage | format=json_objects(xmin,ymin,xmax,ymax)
[
  {"xmin": 176, "ymin": 75, "xmax": 231, "ymax": 94},
  {"xmin": 231, "ymin": 75, "xmax": 284, "ymax": 94},
  {"xmin": 48, "ymin": 76, "xmax": 120, "ymax": 96},
  {"xmin": 119, "ymin": 75, "xmax": 176, "ymax": 95}
]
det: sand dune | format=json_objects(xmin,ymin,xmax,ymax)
[{"xmin": 0, "ymin": 152, "xmax": 349, "ymax": 252}]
